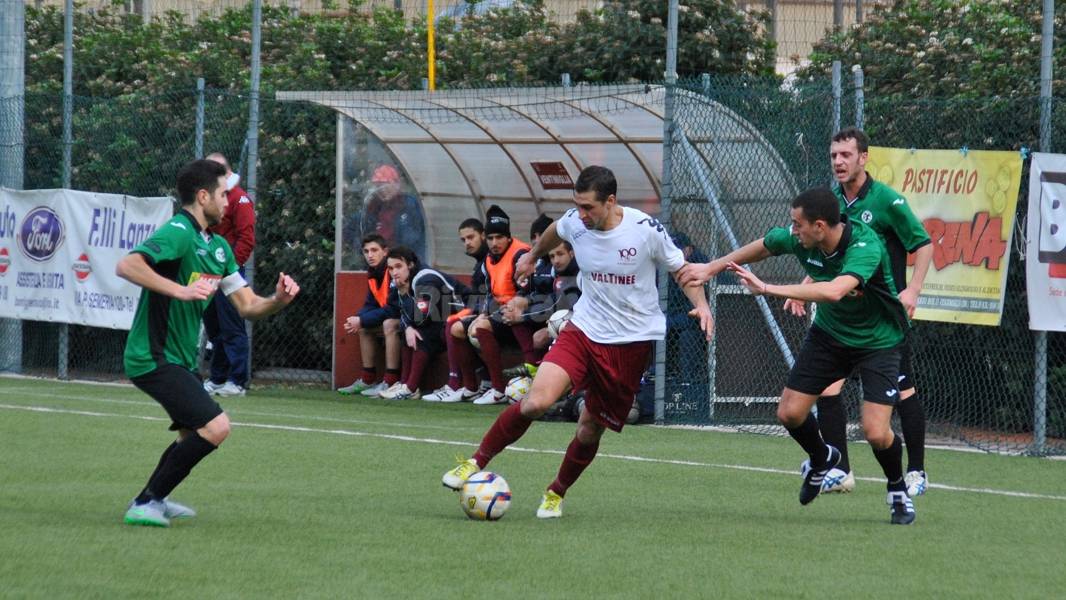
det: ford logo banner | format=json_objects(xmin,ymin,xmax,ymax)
[{"xmin": 18, "ymin": 206, "xmax": 66, "ymax": 262}]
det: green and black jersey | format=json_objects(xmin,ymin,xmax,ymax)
[
  {"xmin": 763, "ymin": 215, "xmax": 907, "ymax": 349},
  {"xmin": 123, "ymin": 210, "xmax": 243, "ymax": 378},
  {"xmin": 834, "ymin": 175, "xmax": 931, "ymax": 291}
]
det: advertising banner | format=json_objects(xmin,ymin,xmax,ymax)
[
  {"xmin": 1025, "ymin": 153, "xmax": 1066, "ymax": 331},
  {"xmin": 866, "ymin": 147, "xmax": 1023, "ymax": 326},
  {"xmin": 0, "ymin": 188, "xmax": 172, "ymax": 329}
]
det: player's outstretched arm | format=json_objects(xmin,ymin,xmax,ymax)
[
  {"xmin": 677, "ymin": 238, "xmax": 771, "ymax": 287},
  {"xmin": 728, "ymin": 262, "xmax": 858, "ymax": 303},
  {"xmin": 116, "ymin": 253, "xmax": 213, "ymax": 302},
  {"xmin": 228, "ymin": 272, "xmax": 301, "ymax": 320},
  {"xmin": 672, "ymin": 266, "xmax": 714, "ymax": 341}
]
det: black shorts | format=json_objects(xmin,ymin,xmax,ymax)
[
  {"xmin": 787, "ymin": 326, "xmax": 902, "ymax": 406},
  {"xmin": 897, "ymin": 338, "xmax": 914, "ymax": 392},
  {"xmin": 131, "ymin": 363, "xmax": 224, "ymax": 431},
  {"xmin": 415, "ymin": 322, "xmax": 447, "ymax": 355}
]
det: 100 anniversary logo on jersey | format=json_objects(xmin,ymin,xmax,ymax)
[{"xmin": 17, "ymin": 207, "xmax": 65, "ymax": 262}]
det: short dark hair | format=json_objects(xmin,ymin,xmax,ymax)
[
  {"xmin": 791, "ymin": 187, "xmax": 841, "ymax": 226},
  {"xmin": 831, "ymin": 127, "xmax": 869, "ymax": 153},
  {"xmin": 458, "ymin": 218, "xmax": 484, "ymax": 233},
  {"xmin": 176, "ymin": 159, "xmax": 226, "ymax": 206},
  {"xmin": 574, "ymin": 165, "xmax": 617, "ymax": 202},
  {"xmin": 386, "ymin": 245, "xmax": 420, "ymax": 268},
  {"xmin": 361, "ymin": 233, "xmax": 387, "ymax": 249}
]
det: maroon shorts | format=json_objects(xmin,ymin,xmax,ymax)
[{"xmin": 543, "ymin": 324, "xmax": 652, "ymax": 432}]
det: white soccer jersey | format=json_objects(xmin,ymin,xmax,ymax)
[{"xmin": 555, "ymin": 206, "xmax": 685, "ymax": 343}]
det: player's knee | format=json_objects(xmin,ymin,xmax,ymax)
[
  {"xmin": 532, "ymin": 328, "xmax": 549, "ymax": 350},
  {"xmin": 776, "ymin": 403, "xmax": 805, "ymax": 428},
  {"xmin": 575, "ymin": 421, "xmax": 602, "ymax": 445},
  {"xmin": 450, "ymin": 320, "xmax": 466, "ymax": 338},
  {"xmin": 199, "ymin": 413, "xmax": 231, "ymax": 445},
  {"xmin": 518, "ymin": 395, "xmax": 550, "ymax": 419},
  {"xmin": 899, "ymin": 387, "xmax": 916, "ymax": 400},
  {"xmin": 862, "ymin": 421, "xmax": 892, "ymax": 449},
  {"xmin": 382, "ymin": 319, "xmax": 400, "ymax": 335}
]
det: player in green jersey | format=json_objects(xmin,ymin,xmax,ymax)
[
  {"xmin": 784, "ymin": 128, "xmax": 934, "ymax": 497},
  {"xmin": 119, "ymin": 159, "xmax": 300, "ymax": 528},
  {"xmin": 681, "ymin": 187, "xmax": 915, "ymax": 524}
]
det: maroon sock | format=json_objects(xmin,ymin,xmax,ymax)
[
  {"xmin": 393, "ymin": 351, "xmax": 408, "ymax": 385},
  {"xmin": 548, "ymin": 436, "xmax": 600, "ymax": 497},
  {"xmin": 475, "ymin": 328, "xmax": 505, "ymax": 392},
  {"xmin": 452, "ymin": 337, "xmax": 479, "ymax": 392},
  {"xmin": 511, "ymin": 323, "xmax": 545, "ymax": 364},
  {"xmin": 361, "ymin": 367, "xmax": 378, "ymax": 383},
  {"xmin": 407, "ymin": 349, "xmax": 430, "ymax": 390},
  {"xmin": 445, "ymin": 331, "xmax": 461, "ymax": 389},
  {"xmin": 472, "ymin": 403, "xmax": 534, "ymax": 467}
]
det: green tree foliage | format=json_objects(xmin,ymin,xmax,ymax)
[{"xmin": 21, "ymin": 1, "xmax": 773, "ymax": 373}]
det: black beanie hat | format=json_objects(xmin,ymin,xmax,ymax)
[
  {"xmin": 530, "ymin": 214, "xmax": 553, "ymax": 239},
  {"xmin": 485, "ymin": 204, "xmax": 512, "ymax": 237}
]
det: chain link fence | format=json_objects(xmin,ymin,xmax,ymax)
[{"xmin": 663, "ymin": 76, "xmax": 1066, "ymax": 456}]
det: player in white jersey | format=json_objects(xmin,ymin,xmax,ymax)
[{"xmin": 441, "ymin": 165, "xmax": 713, "ymax": 519}]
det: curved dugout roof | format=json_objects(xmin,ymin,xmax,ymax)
[{"xmin": 276, "ymin": 85, "xmax": 797, "ymax": 270}]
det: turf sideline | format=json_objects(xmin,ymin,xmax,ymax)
[{"xmin": 2, "ymin": 401, "xmax": 1064, "ymax": 503}]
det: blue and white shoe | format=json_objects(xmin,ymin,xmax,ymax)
[
  {"xmin": 799, "ymin": 462, "xmax": 854, "ymax": 493},
  {"xmin": 888, "ymin": 490, "xmax": 916, "ymax": 525},
  {"xmin": 905, "ymin": 470, "xmax": 928, "ymax": 497},
  {"xmin": 799, "ymin": 446, "xmax": 840, "ymax": 505}
]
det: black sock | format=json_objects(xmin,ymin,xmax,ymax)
[
  {"xmin": 786, "ymin": 413, "xmax": 831, "ymax": 466},
  {"xmin": 896, "ymin": 393, "xmax": 926, "ymax": 472},
  {"xmin": 872, "ymin": 434, "xmax": 904, "ymax": 486},
  {"xmin": 816, "ymin": 394, "xmax": 850, "ymax": 472},
  {"xmin": 141, "ymin": 432, "xmax": 217, "ymax": 502},
  {"xmin": 134, "ymin": 441, "xmax": 178, "ymax": 504}
]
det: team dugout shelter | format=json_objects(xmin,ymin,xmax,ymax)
[{"xmin": 276, "ymin": 85, "xmax": 799, "ymax": 390}]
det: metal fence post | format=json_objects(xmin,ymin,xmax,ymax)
[
  {"xmin": 1033, "ymin": 0, "xmax": 1054, "ymax": 455},
  {"xmin": 243, "ymin": 0, "xmax": 262, "ymax": 382},
  {"xmin": 195, "ymin": 78, "xmax": 205, "ymax": 159},
  {"xmin": 853, "ymin": 65, "xmax": 864, "ymax": 129},
  {"xmin": 58, "ymin": 0, "xmax": 74, "ymax": 380},
  {"xmin": 0, "ymin": 0, "xmax": 25, "ymax": 374},
  {"xmin": 831, "ymin": 61, "xmax": 841, "ymax": 148},
  {"xmin": 856, "ymin": 0, "xmax": 863, "ymax": 24},
  {"xmin": 656, "ymin": 0, "xmax": 680, "ymax": 424}
]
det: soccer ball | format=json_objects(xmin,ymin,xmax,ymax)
[
  {"xmin": 547, "ymin": 309, "xmax": 572, "ymax": 339},
  {"xmin": 505, "ymin": 375, "xmax": 532, "ymax": 404},
  {"xmin": 460, "ymin": 471, "xmax": 512, "ymax": 520},
  {"xmin": 469, "ymin": 332, "xmax": 481, "ymax": 351}
]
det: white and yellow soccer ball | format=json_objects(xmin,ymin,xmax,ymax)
[
  {"xmin": 460, "ymin": 471, "xmax": 512, "ymax": 521},
  {"xmin": 505, "ymin": 375, "xmax": 533, "ymax": 404},
  {"xmin": 547, "ymin": 309, "xmax": 572, "ymax": 339}
]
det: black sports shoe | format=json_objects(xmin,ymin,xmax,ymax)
[
  {"xmin": 887, "ymin": 490, "xmax": 916, "ymax": 525},
  {"xmin": 799, "ymin": 446, "xmax": 841, "ymax": 505},
  {"xmin": 502, "ymin": 363, "xmax": 534, "ymax": 379}
]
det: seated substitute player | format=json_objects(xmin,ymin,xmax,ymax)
[
  {"xmin": 527, "ymin": 240, "xmax": 581, "ymax": 353},
  {"xmin": 501, "ymin": 214, "xmax": 557, "ymax": 378},
  {"xmin": 680, "ymin": 186, "xmax": 916, "ymax": 525},
  {"xmin": 422, "ymin": 219, "xmax": 491, "ymax": 403},
  {"xmin": 119, "ymin": 159, "xmax": 300, "ymax": 528},
  {"xmin": 379, "ymin": 246, "xmax": 470, "ymax": 400},
  {"xmin": 338, "ymin": 234, "xmax": 402, "ymax": 397},
  {"xmin": 467, "ymin": 205, "xmax": 540, "ymax": 406},
  {"xmin": 441, "ymin": 165, "xmax": 713, "ymax": 519}
]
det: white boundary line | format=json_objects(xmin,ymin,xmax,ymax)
[{"xmin": 3, "ymin": 402, "xmax": 1065, "ymax": 503}]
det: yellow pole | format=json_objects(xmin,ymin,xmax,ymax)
[{"xmin": 427, "ymin": 0, "xmax": 436, "ymax": 91}]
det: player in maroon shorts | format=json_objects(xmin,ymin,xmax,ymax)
[{"xmin": 441, "ymin": 165, "xmax": 713, "ymax": 518}]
